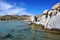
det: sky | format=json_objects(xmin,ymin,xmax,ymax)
[{"xmin": 0, "ymin": 0, "xmax": 60, "ymax": 16}]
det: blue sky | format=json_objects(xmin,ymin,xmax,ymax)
[{"xmin": 0, "ymin": 0, "xmax": 60, "ymax": 16}]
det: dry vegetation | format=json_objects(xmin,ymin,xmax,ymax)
[{"xmin": 0, "ymin": 15, "xmax": 30, "ymax": 20}]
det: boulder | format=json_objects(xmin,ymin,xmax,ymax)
[{"xmin": 52, "ymin": 3, "xmax": 60, "ymax": 10}]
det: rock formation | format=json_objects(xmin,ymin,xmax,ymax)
[
  {"xmin": 29, "ymin": 3, "xmax": 60, "ymax": 29},
  {"xmin": 52, "ymin": 3, "xmax": 60, "ymax": 10}
]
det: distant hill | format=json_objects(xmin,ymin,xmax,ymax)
[
  {"xmin": 18, "ymin": 15, "xmax": 31, "ymax": 20},
  {"xmin": 0, "ymin": 15, "xmax": 30, "ymax": 20}
]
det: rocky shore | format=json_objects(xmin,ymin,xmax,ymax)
[
  {"xmin": 28, "ymin": 3, "xmax": 60, "ymax": 34},
  {"xmin": 29, "ymin": 23, "xmax": 60, "ymax": 34}
]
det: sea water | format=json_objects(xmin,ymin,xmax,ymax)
[{"xmin": 0, "ymin": 20, "xmax": 60, "ymax": 40}]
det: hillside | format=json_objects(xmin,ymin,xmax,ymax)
[{"xmin": 0, "ymin": 15, "xmax": 30, "ymax": 20}]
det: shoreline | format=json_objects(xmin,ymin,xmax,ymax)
[{"xmin": 29, "ymin": 23, "xmax": 60, "ymax": 34}]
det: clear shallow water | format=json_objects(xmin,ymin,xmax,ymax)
[{"xmin": 0, "ymin": 20, "xmax": 60, "ymax": 40}]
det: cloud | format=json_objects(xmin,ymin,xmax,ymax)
[
  {"xmin": 0, "ymin": 1, "xmax": 32, "ymax": 16},
  {"xmin": 19, "ymin": 9, "xmax": 33, "ymax": 16},
  {"xmin": 0, "ymin": 12, "xmax": 7, "ymax": 16},
  {"xmin": 6, "ymin": 7, "xmax": 25, "ymax": 15},
  {"xmin": 0, "ymin": 1, "xmax": 13, "ymax": 11}
]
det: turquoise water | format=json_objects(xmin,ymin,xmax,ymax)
[{"xmin": 0, "ymin": 20, "xmax": 60, "ymax": 40}]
